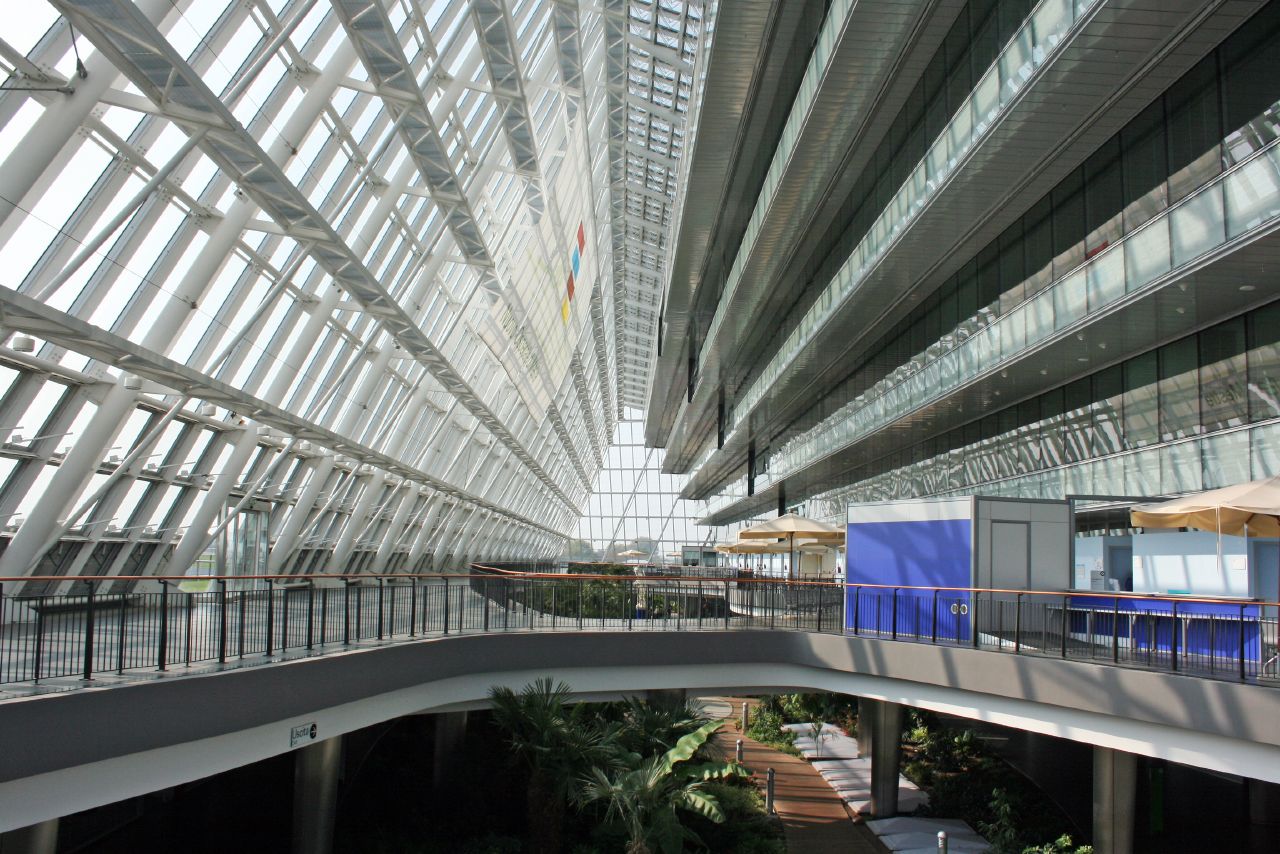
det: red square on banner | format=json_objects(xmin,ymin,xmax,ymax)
[
  {"xmin": 577, "ymin": 222, "xmax": 586, "ymax": 251},
  {"xmin": 566, "ymin": 271, "xmax": 575, "ymax": 299}
]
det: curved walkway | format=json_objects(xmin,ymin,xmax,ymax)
[{"xmin": 710, "ymin": 699, "xmax": 885, "ymax": 854}]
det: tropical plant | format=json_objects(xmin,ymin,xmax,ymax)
[
  {"xmin": 575, "ymin": 720, "xmax": 749, "ymax": 854},
  {"xmin": 489, "ymin": 678, "xmax": 618, "ymax": 854},
  {"xmin": 615, "ymin": 695, "xmax": 714, "ymax": 758}
]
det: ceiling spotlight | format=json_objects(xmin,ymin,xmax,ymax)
[
  {"xmin": 1240, "ymin": 284, "xmax": 1257, "ymax": 292},
  {"xmin": 198, "ymin": 403, "xmax": 216, "ymax": 417},
  {"xmin": 11, "ymin": 336, "xmax": 34, "ymax": 353}
]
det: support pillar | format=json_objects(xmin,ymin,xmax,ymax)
[
  {"xmin": 292, "ymin": 736, "xmax": 342, "ymax": 854},
  {"xmin": 856, "ymin": 708, "xmax": 871, "ymax": 760},
  {"xmin": 644, "ymin": 688, "xmax": 687, "ymax": 706},
  {"xmin": 1247, "ymin": 778, "xmax": 1280, "ymax": 826},
  {"xmin": 0, "ymin": 818, "xmax": 58, "ymax": 854},
  {"xmin": 1092, "ymin": 746, "xmax": 1136, "ymax": 854},
  {"xmin": 432, "ymin": 711, "xmax": 469, "ymax": 791},
  {"xmin": 863, "ymin": 698, "xmax": 904, "ymax": 817}
]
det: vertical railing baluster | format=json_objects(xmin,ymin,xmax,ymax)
[
  {"xmin": 343, "ymin": 580, "xmax": 352, "ymax": 645},
  {"xmin": 1014, "ymin": 593, "xmax": 1023, "ymax": 653},
  {"xmin": 33, "ymin": 598, "xmax": 44, "ymax": 682},
  {"xmin": 1060, "ymin": 595, "xmax": 1069, "ymax": 659},
  {"xmin": 218, "ymin": 579, "xmax": 227, "ymax": 664},
  {"xmin": 931, "ymin": 589, "xmax": 938, "ymax": 644},
  {"xmin": 891, "ymin": 588, "xmax": 899, "ymax": 640},
  {"xmin": 82, "ymin": 581, "xmax": 95, "ymax": 681},
  {"xmin": 184, "ymin": 591, "xmax": 193, "ymax": 667},
  {"xmin": 265, "ymin": 578, "xmax": 275, "ymax": 656},
  {"xmin": 1170, "ymin": 602, "xmax": 1179, "ymax": 671},
  {"xmin": 119, "ymin": 589, "xmax": 130, "ymax": 673},
  {"xmin": 376, "ymin": 579, "xmax": 385, "ymax": 641},
  {"xmin": 158, "ymin": 581, "xmax": 169, "ymax": 671},
  {"xmin": 1239, "ymin": 604, "xmax": 1247, "ymax": 681},
  {"xmin": 443, "ymin": 578, "xmax": 450, "ymax": 635},
  {"xmin": 306, "ymin": 580, "xmax": 315, "ymax": 650},
  {"xmin": 409, "ymin": 580, "xmax": 418, "ymax": 638},
  {"xmin": 237, "ymin": 583, "xmax": 248, "ymax": 658},
  {"xmin": 1111, "ymin": 598, "xmax": 1120, "ymax": 664},
  {"xmin": 853, "ymin": 586, "xmax": 860, "ymax": 636}
]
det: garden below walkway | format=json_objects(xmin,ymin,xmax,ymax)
[{"xmin": 709, "ymin": 699, "xmax": 887, "ymax": 854}]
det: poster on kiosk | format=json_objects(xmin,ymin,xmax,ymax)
[{"xmin": 844, "ymin": 496, "xmax": 1072, "ymax": 642}]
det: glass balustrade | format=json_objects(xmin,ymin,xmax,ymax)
[
  {"xmin": 713, "ymin": 0, "xmax": 1099, "ymax": 432},
  {"xmin": 705, "ymin": 128, "xmax": 1280, "ymax": 514}
]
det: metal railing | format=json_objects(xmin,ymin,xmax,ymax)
[{"xmin": 0, "ymin": 569, "xmax": 1274, "ymax": 690}]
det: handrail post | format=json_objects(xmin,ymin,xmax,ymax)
[
  {"xmin": 853, "ymin": 586, "xmax": 860, "ymax": 636},
  {"xmin": 376, "ymin": 578, "xmax": 385, "ymax": 641},
  {"xmin": 158, "ymin": 580, "xmax": 169, "ymax": 671},
  {"xmin": 343, "ymin": 579, "xmax": 353, "ymax": 645},
  {"xmin": 237, "ymin": 581, "xmax": 247, "ymax": 657},
  {"xmin": 218, "ymin": 579, "xmax": 227, "ymax": 664},
  {"xmin": 265, "ymin": 578, "xmax": 275, "ymax": 656},
  {"xmin": 306, "ymin": 580, "xmax": 315, "ymax": 650},
  {"xmin": 82, "ymin": 581, "xmax": 95, "ymax": 681},
  {"xmin": 577, "ymin": 579, "xmax": 584, "ymax": 630},
  {"xmin": 443, "ymin": 577, "xmax": 450, "ymax": 635},
  {"xmin": 931, "ymin": 589, "xmax": 938, "ymax": 644},
  {"xmin": 1239, "ymin": 604, "xmax": 1247, "ymax": 681},
  {"xmin": 409, "ymin": 579, "xmax": 417, "ymax": 638},
  {"xmin": 698, "ymin": 580, "xmax": 704, "ymax": 629},
  {"xmin": 483, "ymin": 577, "xmax": 490, "ymax": 632},
  {"xmin": 724, "ymin": 580, "xmax": 730, "ymax": 629},
  {"xmin": 892, "ymin": 588, "xmax": 899, "ymax": 640},
  {"xmin": 1061, "ymin": 595, "xmax": 1069, "ymax": 658},
  {"xmin": 1014, "ymin": 593, "xmax": 1023, "ymax": 653},
  {"xmin": 1170, "ymin": 602, "xmax": 1178, "ymax": 671},
  {"xmin": 118, "ymin": 588, "xmax": 129, "ymax": 673},
  {"xmin": 184, "ymin": 591, "xmax": 193, "ymax": 667},
  {"xmin": 33, "ymin": 597, "xmax": 45, "ymax": 682},
  {"xmin": 1111, "ymin": 597, "xmax": 1120, "ymax": 664},
  {"xmin": 817, "ymin": 585, "xmax": 823, "ymax": 633}
]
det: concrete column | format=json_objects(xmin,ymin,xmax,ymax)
[
  {"xmin": 1247, "ymin": 778, "xmax": 1280, "ymax": 826},
  {"xmin": 644, "ymin": 688, "xmax": 687, "ymax": 706},
  {"xmin": 863, "ymin": 698, "xmax": 904, "ymax": 817},
  {"xmin": 432, "ymin": 711, "xmax": 469, "ymax": 791},
  {"xmin": 292, "ymin": 736, "xmax": 343, "ymax": 854},
  {"xmin": 855, "ymin": 706, "xmax": 871, "ymax": 760},
  {"xmin": 0, "ymin": 818, "xmax": 58, "ymax": 854},
  {"xmin": 1092, "ymin": 746, "xmax": 1136, "ymax": 854}
]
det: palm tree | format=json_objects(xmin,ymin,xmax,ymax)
[
  {"xmin": 489, "ymin": 678, "xmax": 617, "ymax": 854},
  {"xmin": 616, "ymin": 695, "xmax": 714, "ymax": 758},
  {"xmin": 576, "ymin": 720, "xmax": 748, "ymax": 854}
]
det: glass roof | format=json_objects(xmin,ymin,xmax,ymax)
[{"xmin": 0, "ymin": 0, "xmax": 710, "ymax": 574}]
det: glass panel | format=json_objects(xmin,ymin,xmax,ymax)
[
  {"xmin": 1124, "ymin": 218, "xmax": 1171, "ymax": 292},
  {"xmin": 1224, "ymin": 146, "xmax": 1280, "ymax": 238},
  {"xmin": 1170, "ymin": 182, "xmax": 1225, "ymax": 267}
]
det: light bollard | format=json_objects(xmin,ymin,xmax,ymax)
[
  {"xmin": 736, "ymin": 739, "xmax": 744, "ymax": 763},
  {"xmin": 741, "ymin": 701, "xmax": 749, "ymax": 732},
  {"xmin": 937, "ymin": 830, "xmax": 948, "ymax": 852},
  {"xmin": 765, "ymin": 767, "xmax": 775, "ymax": 814}
]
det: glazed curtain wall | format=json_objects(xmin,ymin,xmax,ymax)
[
  {"xmin": 825, "ymin": 300, "xmax": 1280, "ymax": 504},
  {"xmin": 762, "ymin": 0, "xmax": 1280, "ymax": 456}
]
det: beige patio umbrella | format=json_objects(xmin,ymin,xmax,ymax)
[
  {"xmin": 739, "ymin": 513, "xmax": 844, "ymax": 579},
  {"xmin": 617, "ymin": 548, "xmax": 648, "ymax": 563},
  {"xmin": 1131, "ymin": 475, "xmax": 1280, "ymax": 601}
]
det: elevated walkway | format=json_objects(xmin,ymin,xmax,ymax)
[{"xmin": 0, "ymin": 572, "xmax": 1276, "ymax": 835}]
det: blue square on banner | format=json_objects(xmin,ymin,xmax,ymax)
[{"xmin": 572, "ymin": 247, "xmax": 580, "ymax": 277}]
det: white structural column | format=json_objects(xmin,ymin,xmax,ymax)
[
  {"xmin": 269, "ymin": 455, "xmax": 335, "ymax": 573},
  {"xmin": 864, "ymin": 698, "xmax": 905, "ymax": 817},
  {"xmin": 372, "ymin": 483, "xmax": 421, "ymax": 571},
  {"xmin": 403, "ymin": 497, "xmax": 448, "ymax": 573},
  {"xmin": 166, "ymin": 427, "xmax": 261, "ymax": 575},
  {"xmin": 0, "ymin": 381, "xmax": 134, "ymax": 577},
  {"xmin": 0, "ymin": 0, "xmax": 172, "ymax": 235}
]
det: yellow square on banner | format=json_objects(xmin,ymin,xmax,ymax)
[{"xmin": 561, "ymin": 296, "xmax": 570, "ymax": 322}]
